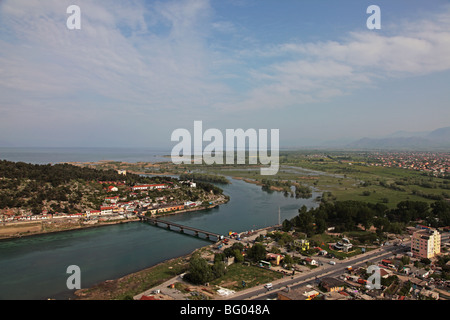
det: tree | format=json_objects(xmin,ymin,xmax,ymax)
[
  {"xmin": 294, "ymin": 209, "xmax": 314, "ymax": 235},
  {"xmin": 184, "ymin": 254, "xmax": 214, "ymax": 285},
  {"xmin": 231, "ymin": 242, "xmax": 244, "ymax": 252},
  {"xmin": 282, "ymin": 219, "xmax": 293, "ymax": 232},
  {"xmin": 212, "ymin": 261, "xmax": 227, "ymax": 278},
  {"xmin": 214, "ymin": 253, "xmax": 226, "ymax": 263},
  {"xmin": 283, "ymin": 254, "xmax": 294, "ymax": 267},
  {"xmin": 247, "ymin": 243, "xmax": 267, "ymax": 262},
  {"xmin": 233, "ymin": 250, "xmax": 244, "ymax": 263},
  {"xmin": 401, "ymin": 255, "xmax": 410, "ymax": 266},
  {"xmin": 315, "ymin": 217, "xmax": 327, "ymax": 234},
  {"xmin": 223, "ymin": 247, "xmax": 235, "ymax": 258}
]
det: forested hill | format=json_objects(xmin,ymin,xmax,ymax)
[
  {"xmin": 0, "ymin": 160, "xmax": 151, "ymax": 186},
  {"xmin": 0, "ymin": 160, "xmax": 220, "ymax": 215}
]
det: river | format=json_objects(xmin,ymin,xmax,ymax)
[{"xmin": 0, "ymin": 176, "xmax": 320, "ymax": 300}]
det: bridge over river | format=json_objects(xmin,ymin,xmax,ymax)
[{"xmin": 138, "ymin": 215, "xmax": 223, "ymax": 242}]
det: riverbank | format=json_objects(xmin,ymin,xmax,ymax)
[
  {"xmin": 0, "ymin": 197, "xmax": 229, "ymax": 241},
  {"xmin": 232, "ymin": 176, "xmax": 284, "ymax": 192},
  {"xmin": 0, "ymin": 217, "xmax": 140, "ymax": 241},
  {"xmin": 1, "ymin": 173, "xmax": 318, "ymax": 300},
  {"xmin": 73, "ymin": 224, "xmax": 278, "ymax": 300},
  {"xmin": 73, "ymin": 250, "xmax": 193, "ymax": 300}
]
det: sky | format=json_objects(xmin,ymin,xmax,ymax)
[{"xmin": 1, "ymin": 0, "xmax": 450, "ymax": 149}]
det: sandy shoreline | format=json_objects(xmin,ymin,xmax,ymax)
[
  {"xmin": 0, "ymin": 197, "xmax": 229, "ymax": 241},
  {"xmin": 73, "ymin": 243, "xmax": 198, "ymax": 300}
]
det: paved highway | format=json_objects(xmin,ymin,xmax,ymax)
[
  {"xmin": 248, "ymin": 232, "xmax": 449, "ymax": 300},
  {"xmin": 225, "ymin": 243, "xmax": 409, "ymax": 300}
]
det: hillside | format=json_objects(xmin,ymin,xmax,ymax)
[
  {"xmin": 346, "ymin": 126, "xmax": 450, "ymax": 150},
  {"xmin": 0, "ymin": 160, "xmax": 173, "ymax": 215}
]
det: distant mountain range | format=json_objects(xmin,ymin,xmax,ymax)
[{"xmin": 345, "ymin": 126, "xmax": 450, "ymax": 150}]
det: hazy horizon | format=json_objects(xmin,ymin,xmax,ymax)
[{"xmin": 1, "ymin": 124, "xmax": 449, "ymax": 150}]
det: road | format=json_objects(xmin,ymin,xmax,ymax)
[
  {"xmin": 233, "ymin": 232, "xmax": 450, "ymax": 300},
  {"xmin": 225, "ymin": 242, "xmax": 409, "ymax": 300}
]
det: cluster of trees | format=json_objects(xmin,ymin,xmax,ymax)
[
  {"xmin": 184, "ymin": 242, "xmax": 272, "ymax": 285},
  {"xmin": 375, "ymin": 178, "xmax": 450, "ymax": 201},
  {"xmin": 183, "ymin": 252, "xmax": 227, "ymax": 285},
  {"xmin": 0, "ymin": 178, "xmax": 89, "ymax": 213},
  {"xmin": 195, "ymin": 181, "xmax": 224, "ymax": 195},
  {"xmin": 0, "ymin": 160, "xmax": 153, "ymax": 187},
  {"xmin": 294, "ymin": 184, "xmax": 312, "ymax": 199},
  {"xmin": 0, "ymin": 160, "xmax": 224, "ymax": 213},
  {"xmin": 411, "ymin": 189, "xmax": 448, "ymax": 201},
  {"xmin": 221, "ymin": 242, "xmax": 245, "ymax": 263},
  {"xmin": 260, "ymin": 179, "xmax": 312, "ymax": 199},
  {"xmin": 0, "ymin": 160, "xmax": 147, "ymax": 212},
  {"xmin": 391, "ymin": 177, "xmax": 450, "ymax": 190},
  {"xmin": 179, "ymin": 173, "xmax": 230, "ymax": 184},
  {"xmin": 282, "ymin": 200, "xmax": 450, "ymax": 237}
]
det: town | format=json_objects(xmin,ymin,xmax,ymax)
[
  {"xmin": 133, "ymin": 223, "xmax": 450, "ymax": 301},
  {"xmin": 367, "ymin": 152, "xmax": 450, "ymax": 177},
  {"xmin": 0, "ymin": 169, "xmax": 227, "ymax": 233}
]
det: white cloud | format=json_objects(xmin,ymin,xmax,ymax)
[
  {"xmin": 224, "ymin": 6, "xmax": 450, "ymax": 111},
  {"xmin": 1, "ymin": 0, "xmax": 450, "ymax": 147},
  {"xmin": 0, "ymin": 0, "xmax": 229, "ymax": 118}
]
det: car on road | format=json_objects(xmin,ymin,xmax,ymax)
[
  {"xmin": 264, "ymin": 283, "xmax": 273, "ymax": 290},
  {"xmin": 329, "ymin": 261, "xmax": 336, "ymax": 265}
]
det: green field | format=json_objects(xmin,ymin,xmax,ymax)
[
  {"xmin": 181, "ymin": 151, "xmax": 449, "ymax": 209},
  {"xmin": 210, "ymin": 263, "xmax": 283, "ymax": 292}
]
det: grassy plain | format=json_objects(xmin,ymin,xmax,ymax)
[
  {"xmin": 209, "ymin": 262, "xmax": 283, "ymax": 292},
  {"xmin": 70, "ymin": 151, "xmax": 449, "ymax": 209},
  {"xmin": 177, "ymin": 150, "xmax": 449, "ymax": 209}
]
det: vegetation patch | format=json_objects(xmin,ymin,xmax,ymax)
[{"xmin": 210, "ymin": 263, "xmax": 283, "ymax": 292}]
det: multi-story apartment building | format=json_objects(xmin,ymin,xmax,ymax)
[{"xmin": 411, "ymin": 228, "xmax": 441, "ymax": 259}]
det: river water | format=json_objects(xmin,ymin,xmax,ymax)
[
  {"xmin": 0, "ymin": 177, "xmax": 320, "ymax": 300},
  {"xmin": 0, "ymin": 147, "xmax": 321, "ymax": 300}
]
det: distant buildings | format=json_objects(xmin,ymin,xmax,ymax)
[
  {"xmin": 320, "ymin": 277, "xmax": 346, "ymax": 293},
  {"xmin": 294, "ymin": 239, "xmax": 309, "ymax": 251},
  {"xmin": 107, "ymin": 186, "xmax": 118, "ymax": 192},
  {"xmin": 132, "ymin": 184, "xmax": 167, "ymax": 191},
  {"xmin": 367, "ymin": 152, "xmax": 450, "ymax": 177},
  {"xmin": 100, "ymin": 206, "xmax": 114, "ymax": 215},
  {"xmin": 411, "ymin": 228, "xmax": 441, "ymax": 259},
  {"xmin": 333, "ymin": 238, "xmax": 353, "ymax": 252},
  {"xmin": 278, "ymin": 285, "xmax": 320, "ymax": 300},
  {"xmin": 0, "ymin": 178, "xmax": 211, "ymax": 224}
]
